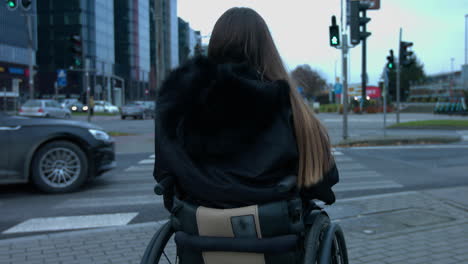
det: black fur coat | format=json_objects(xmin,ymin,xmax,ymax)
[{"xmin": 153, "ymin": 56, "xmax": 338, "ymax": 209}]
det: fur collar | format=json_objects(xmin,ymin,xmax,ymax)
[{"xmin": 157, "ymin": 56, "xmax": 292, "ymax": 154}]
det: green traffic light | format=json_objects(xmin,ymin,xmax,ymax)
[
  {"xmin": 75, "ymin": 59, "xmax": 82, "ymax": 67},
  {"xmin": 7, "ymin": 1, "xmax": 17, "ymax": 8},
  {"xmin": 331, "ymin": 36, "xmax": 338, "ymax": 45},
  {"xmin": 388, "ymin": 63, "xmax": 393, "ymax": 69}
]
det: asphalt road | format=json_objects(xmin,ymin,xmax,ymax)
[
  {"xmin": 1, "ymin": 143, "xmax": 468, "ymax": 239},
  {"xmin": 1, "ymin": 113, "xmax": 467, "ymax": 239}
]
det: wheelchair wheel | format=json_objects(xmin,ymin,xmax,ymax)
[
  {"xmin": 303, "ymin": 213, "xmax": 330, "ymax": 263},
  {"xmin": 140, "ymin": 221, "xmax": 177, "ymax": 264},
  {"xmin": 330, "ymin": 225, "xmax": 348, "ymax": 264}
]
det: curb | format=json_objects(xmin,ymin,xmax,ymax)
[{"xmin": 335, "ymin": 135, "xmax": 462, "ymax": 147}]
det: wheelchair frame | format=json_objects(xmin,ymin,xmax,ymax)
[{"xmin": 141, "ymin": 178, "xmax": 349, "ymax": 264}]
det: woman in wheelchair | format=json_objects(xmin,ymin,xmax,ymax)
[{"xmin": 146, "ymin": 7, "xmax": 348, "ymax": 264}]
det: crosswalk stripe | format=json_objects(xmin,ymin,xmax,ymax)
[
  {"xmin": 332, "ymin": 151, "xmax": 344, "ymax": 156},
  {"xmin": 84, "ymin": 184, "xmax": 154, "ymax": 194},
  {"xmin": 139, "ymin": 159, "xmax": 155, "ymax": 165},
  {"xmin": 54, "ymin": 195, "xmax": 163, "ymax": 209},
  {"xmin": 150, "ymin": 154, "xmax": 155, "ymax": 158},
  {"xmin": 125, "ymin": 165, "xmax": 154, "ymax": 172},
  {"xmin": 336, "ymin": 163, "xmax": 367, "ymax": 171},
  {"xmin": 340, "ymin": 172, "xmax": 382, "ymax": 179},
  {"xmin": 334, "ymin": 181, "xmax": 403, "ymax": 192},
  {"xmin": 2, "ymin": 213, "xmax": 139, "ymax": 234},
  {"xmin": 334, "ymin": 156, "xmax": 353, "ymax": 162}
]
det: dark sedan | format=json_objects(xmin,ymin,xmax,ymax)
[{"xmin": 0, "ymin": 112, "xmax": 116, "ymax": 193}]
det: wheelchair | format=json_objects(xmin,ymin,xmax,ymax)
[{"xmin": 141, "ymin": 177, "xmax": 349, "ymax": 264}]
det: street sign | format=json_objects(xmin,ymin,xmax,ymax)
[
  {"xmin": 334, "ymin": 83, "xmax": 343, "ymax": 94},
  {"xmin": 57, "ymin": 69, "xmax": 67, "ymax": 87},
  {"xmin": 354, "ymin": 0, "xmax": 380, "ymax": 10},
  {"xmin": 366, "ymin": 86, "xmax": 381, "ymax": 98}
]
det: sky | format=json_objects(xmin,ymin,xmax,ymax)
[{"xmin": 178, "ymin": 0, "xmax": 467, "ymax": 86}]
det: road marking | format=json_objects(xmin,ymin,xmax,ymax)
[
  {"xmin": 54, "ymin": 195, "xmax": 162, "ymax": 209},
  {"xmin": 2, "ymin": 213, "xmax": 138, "ymax": 234},
  {"xmin": 340, "ymin": 171, "xmax": 382, "ymax": 179},
  {"xmin": 332, "ymin": 150, "xmax": 344, "ymax": 156},
  {"xmin": 334, "ymin": 180, "xmax": 403, "ymax": 192},
  {"xmin": 336, "ymin": 163, "xmax": 367, "ymax": 171},
  {"xmin": 139, "ymin": 159, "xmax": 155, "ymax": 165},
  {"xmin": 84, "ymin": 183, "xmax": 154, "ymax": 194},
  {"xmin": 334, "ymin": 156, "xmax": 353, "ymax": 162},
  {"xmin": 125, "ymin": 165, "xmax": 154, "ymax": 172},
  {"xmin": 150, "ymin": 154, "xmax": 155, "ymax": 158}
]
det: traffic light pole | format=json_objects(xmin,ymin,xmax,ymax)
[
  {"xmin": 26, "ymin": 14, "xmax": 34, "ymax": 100},
  {"xmin": 342, "ymin": 34, "xmax": 349, "ymax": 140},
  {"xmin": 85, "ymin": 58, "xmax": 91, "ymax": 122},
  {"xmin": 396, "ymin": 28, "xmax": 402, "ymax": 124},
  {"xmin": 361, "ymin": 10, "xmax": 367, "ymax": 113},
  {"xmin": 383, "ymin": 68, "xmax": 389, "ymax": 137}
]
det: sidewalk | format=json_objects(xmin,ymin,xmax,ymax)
[{"xmin": 1, "ymin": 186, "xmax": 467, "ymax": 264}]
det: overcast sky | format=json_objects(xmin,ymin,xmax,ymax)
[{"xmin": 178, "ymin": 0, "xmax": 467, "ymax": 85}]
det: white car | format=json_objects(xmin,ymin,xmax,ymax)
[
  {"xmin": 19, "ymin": 99, "xmax": 72, "ymax": 119},
  {"xmin": 93, "ymin": 101, "xmax": 120, "ymax": 114}
]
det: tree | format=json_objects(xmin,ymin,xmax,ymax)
[
  {"xmin": 291, "ymin": 65, "xmax": 328, "ymax": 99},
  {"xmin": 383, "ymin": 53, "xmax": 426, "ymax": 102}
]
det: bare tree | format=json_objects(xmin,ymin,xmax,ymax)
[{"xmin": 291, "ymin": 65, "xmax": 327, "ymax": 99}]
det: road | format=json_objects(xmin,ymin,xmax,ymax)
[
  {"xmin": 1, "ymin": 113, "xmax": 468, "ymax": 264},
  {"xmin": 1, "ymin": 142, "xmax": 467, "ymax": 239}
]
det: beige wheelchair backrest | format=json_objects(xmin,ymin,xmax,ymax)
[{"xmin": 196, "ymin": 205, "xmax": 265, "ymax": 264}]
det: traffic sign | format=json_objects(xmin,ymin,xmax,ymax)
[
  {"xmin": 334, "ymin": 83, "xmax": 343, "ymax": 94},
  {"xmin": 57, "ymin": 69, "xmax": 67, "ymax": 87},
  {"xmin": 358, "ymin": 0, "xmax": 380, "ymax": 10}
]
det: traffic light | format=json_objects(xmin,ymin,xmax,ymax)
[
  {"xmin": 70, "ymin": 35, "xmax": 83, "ymax": 68},
  {"xmin": 329, "ymin": 16, "xmax": 340, "ymax": 47},
  {"xmin": 386, "ymin": 49, "xmax": 395, "ymax": 70},
  {"xmin": 350, "ymin": 0, "xmax": 372, "ymax": 45},
  {"xmin": 5, "ymin": 0, "xmax": 18, "ymax": 10},
  {"xmin": 21, "ymin": 0, "xmax": 32, "ymax": 10},
  {"xmin": 399, "ymin": 41, "xmax": 413, "ymax": 66}
]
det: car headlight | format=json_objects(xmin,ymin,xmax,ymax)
[
  {"xmin": 88, "ymin": 129, "xmax": 111, "ymax": 141},
  {"xmin": 71, "ymin": 106, "xmax": 77, "ymax": 111},
  {"xmin": 83, "ymin": 106, "xmax": 89, "ymax": 111}
]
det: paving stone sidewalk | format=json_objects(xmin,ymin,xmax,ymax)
[{"xmin": 1, "ymin": 186, "xmax": 467, "ymax": 264}]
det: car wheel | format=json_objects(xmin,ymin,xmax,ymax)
[
  {"xmin": 31, "ymin": 141, "xmax": 88, "ymax": 193},
  {"xmin": 121, "ymin": 115, "xmax": 126, "ymax": 120}
]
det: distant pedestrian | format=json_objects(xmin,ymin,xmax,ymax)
[{"xmin": 153, "ymin": 7, "xmax": 339, "ymax": 210}]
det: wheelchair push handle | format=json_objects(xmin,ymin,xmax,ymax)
[{"xmin": 154, "ymin": 176, "xmax": 174, "ymax": 195}]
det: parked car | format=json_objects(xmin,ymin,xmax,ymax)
[
  {"xmin": 120, "ymin": 103, "xmax": 153, "ymax": 119},
  {"xmin": 131, "ymin": 101, "xmax": 156, "ymax": 118},
  {"xmin": 93, "ymin": 101, "xmax": 120, "ymax": 114},
  {"xmin": 62, "ymin": 99, "xmax": 88, "ymax": 112},
  {"xmin": 0, "ymin": 112, "xmax": 116, "ymax": 193},
  {"xmin": 19, "ymin": 99, "xmax": 72, "ymax": 119}
]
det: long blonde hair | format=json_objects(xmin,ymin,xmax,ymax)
[{"xmin": 208, "ymin": 7, "xmax": 333, "ymax": 187}]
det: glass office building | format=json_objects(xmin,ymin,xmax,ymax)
[
  {"xmin": 114, "ymin": 0, "xmax": 150, "ymax": 100},
  {"xmin": 37, "ymin": 0, "xmax": 115, "ymax": 101}
]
